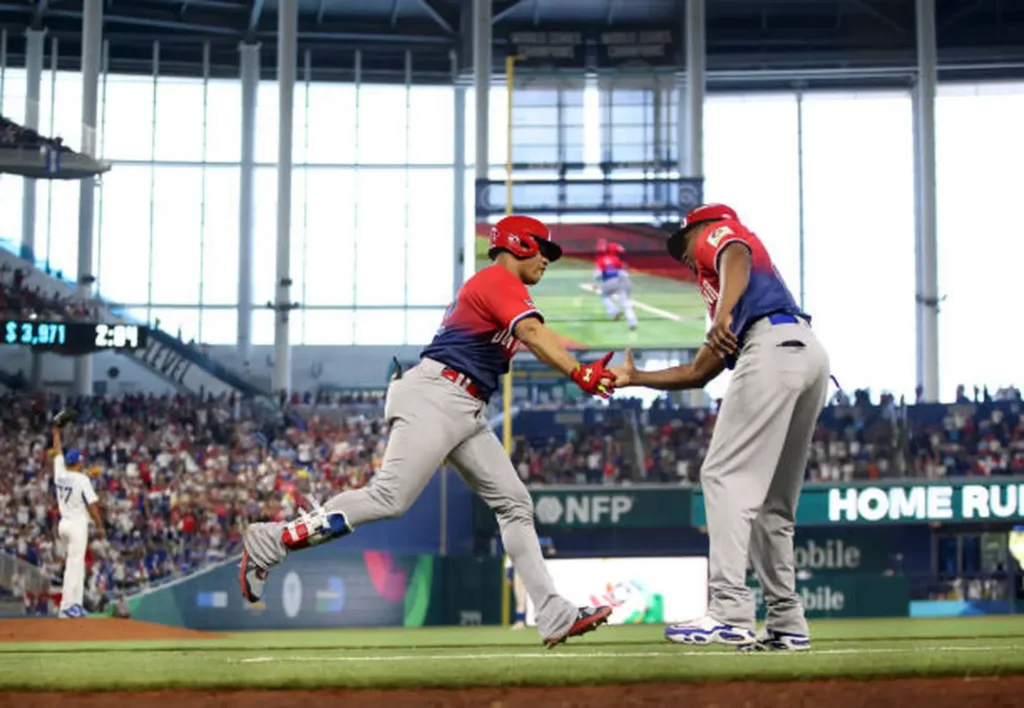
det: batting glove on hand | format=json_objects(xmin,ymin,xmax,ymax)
[
  {"xmin": 52, "ymin": 409, "xmax": 76, "ymax": 428},
  {"xmin": 570, "ymin": 352, "xmax": 616, "ymax": 399}
]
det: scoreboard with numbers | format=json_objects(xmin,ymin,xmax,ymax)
[{"xmin": 2, "ymin": 319, "xmax": 149, "ymax": 355}]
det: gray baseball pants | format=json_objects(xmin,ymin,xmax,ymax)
[
  {"xmin": 244, "ymin": 357, "xmax": 578, "ymax": 640},
  {"xmin": 701, "ymin": 316, "xmax": 830, "ymax": 635}
]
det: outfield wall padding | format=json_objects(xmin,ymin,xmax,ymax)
[{"xmin": 126, "ymin": 549, "xmax": 502, "ymax": 631}]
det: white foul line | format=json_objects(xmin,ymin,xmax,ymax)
[
  {"xmin": 230, "ymin": 644, "xmax": 1024, "ymax": 664},
  {"xmin": 577, "ymin": 283, "xmax": 701, "ymax": 323}
]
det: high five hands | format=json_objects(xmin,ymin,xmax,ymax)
[
  {"xmin": 607, "ymin": 348, "xmax": 638, "ymax": 388},
  {"xmin": 571, "ymin": 351, "xmax": 617, "ymax": 399},
  {"xmin": 571, "ymin": 349, "xmax": 642, "ymax": 398}
]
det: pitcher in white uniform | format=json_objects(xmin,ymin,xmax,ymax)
[{"xmin": 52, "ymin": 423, "xmax": 105, "ymax": 618}]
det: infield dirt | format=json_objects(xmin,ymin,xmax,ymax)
[
  {"xmin": 0, "ymin": 618, "xmax": 226, "ymax": 642},
  {"xmin": 5, "ymin": 677, "xmax": 1024, "ymax": 707}
]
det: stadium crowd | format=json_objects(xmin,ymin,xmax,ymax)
[
  {"xmin": 1, "ymin": 113, "xmax": 72, "ymax": 153},
  {"xmin": 0, "ymin": 262, "xmax": 98, "ymax": 321},
  {"xmin": 511, "ymin": 386, "xmax": 1024, "ymax": 485},
  {"xmin": 0, "ymin": 391, "xmax": 387, "ymax": 615},
  {"xmin": 0, "ymin": 380, "xmax": 1021, "ymax": 615}
]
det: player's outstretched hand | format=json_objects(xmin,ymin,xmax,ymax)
[
  {"xmin": 608, "ymin": 348, "xmax": 637, "ymax": 387},
  {"xmin": 571, "ymin": 351, "xmax": 616, "ymax": 399},
  {"xmin": 52, "ymin": 408, "xmax": 76, "ymax": 428}
]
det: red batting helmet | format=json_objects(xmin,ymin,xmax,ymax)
[
  {"xmin": 489, "ymin": 215, "xmax": 563, "ymax": 262},
  {"xmin": 667, "ymin": 203, "xmax": 739, "ymax": 262},
  {"xmin": 608, "ymin": 242, "xmax": 625, "ymax": 255}
]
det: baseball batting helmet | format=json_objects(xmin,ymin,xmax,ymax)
[
  {"xmin": 667, "ymin": 203, "xmax": 739, "ymax": 262},
  {"xmin": 608, "ymin": 242, "xmax": 625, "ymax": 255},
  {"xmin": 489, "ymin": 215, "xmax": 563, "ymax": 262}
]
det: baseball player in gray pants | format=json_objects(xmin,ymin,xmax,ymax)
[
  {"xmin": 610, "ymin": 204, "xmax": 830, "ymax": 652},
  {"xmin": 240, "ymin": 215, "xmax": 616, "ymax": 648}
]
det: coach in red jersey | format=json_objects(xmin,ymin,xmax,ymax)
[{"xmin": 609, "ymin": 204, "xmax": 832, "ymax": 652}]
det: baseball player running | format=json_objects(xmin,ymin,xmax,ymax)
[
  {"xmin": 51, "ymin": 410, "xmax": 105, "ymax": 619},
  {"xmin": 594, "ymin": 240, "xmax": 638, "ymax": 330},
  {"xmin": 609, "ymin": 204, "xmax": 830, "ymax": 652},
  {"xmin": 241, "ymin": 215, "xmax": 615, "ymax": 647}
]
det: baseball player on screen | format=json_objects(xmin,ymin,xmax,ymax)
[
  {"xmin": 241, "ymin": 215, "xmax": 615, "ymax": 647},
  {"xmin": 50, "ymin": 410, "xmax": 105, "ymax": 619},
  {"xmin": 609, "ymin": 204, "xmax": 830, "ymax": 652},
  {"xmin": 594, "ymin": 240, "xmax": 638, "ymax": 330}
]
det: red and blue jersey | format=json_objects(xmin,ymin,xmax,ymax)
[
  {"xmin": 594, "ymin": 254, "xmax": 625, "ymax": 281},
  {"xmin": 420, "ymin": 265, "xmax": 541, "ymax": 400},
  {"xmin": 692, "ymin": 220, "xmax": 807, "ymax": 358}
]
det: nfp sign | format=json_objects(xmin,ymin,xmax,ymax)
[
  {"xmin": 529, "ymin": 488, "xmax": 691, "ymax": 528},
  {"xmin": 535, "ymin": 494, "xmax": 634, "ymax": 526},
  {"xmin": 826, "ymin": 483, "xmax": 1024, "ymax": 524}
]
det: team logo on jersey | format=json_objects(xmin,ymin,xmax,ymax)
[
  {"xmin": 524, "ymin": 298, "xmax": 535, "ymax": 309},
  {"xmin": 707, "ymin": 226, "xmax": 733, "ymax": 248}
]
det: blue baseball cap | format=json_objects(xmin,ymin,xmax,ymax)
[{"xmin": 65, "ymin": 449, "xmax": 82, "ymax": 465}]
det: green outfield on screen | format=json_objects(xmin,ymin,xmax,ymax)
[
  {"xmin": 475, "ymin": 238, "xmax": 706, "ymax": 351},
  {"xmin": 5, "ymin": 617, "xmax": 1024, "ymax": 691}
]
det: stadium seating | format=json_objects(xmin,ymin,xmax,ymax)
[
  {"xmin": 0, "ymin": 250, "xmax": 273, "ymax": 399},
  {"xmin": 0, "ymin": 391, "xmax": 386, "ymax": 615},
  {"xmin": 0, "ymin": 112, "xmax": 108, "ymax": 180},
  {"xmin": 1, "ymin": 381, "xmax": 1019, "ymax": 615}
]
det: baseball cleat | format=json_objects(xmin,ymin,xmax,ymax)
[
  {"xmin": 58, "ymin": 605, "xmax": 86, "ymax": 618},
  {"xmin": 738, "ymin": 629, "xmax": 811, "ymax": 652},
  {"xmin": 239, "ymin": 547, "xmax": 268, "ymax": 604},
  {"xmin": 280, "ymin": 501, "xmax": 352, "ymax": 551},
  {"xmin": 543, "ymin": 605, "xmax": 613, "ymax": 648},
  {"xmin": 664, "ymin": 615, "xmax": 757, "ymax": 646}
]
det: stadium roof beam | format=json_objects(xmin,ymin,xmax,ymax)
[
  {"xmin": 30, "ymin": 0, "xmax": 47, "ymax": 30},
  {"xmin": 246, "ymin": 0, "xmax": 263, "ymax": 39},
  {"xmin": 412, "ymin": 0, "xmax": 454, "ymax": 35},
  {"xmin": 938, "ymin": 0, "xmax": 984, "ymax": 32},
  {"xmin": 605, "ymin": 0, "xmax": 617, "ymax": 26},
  {"xmin": 492, "ymin": 0, "xmax": 530, "ymax": 25},
  {"xmin": 851, "ymin": 0, "xmax": 910, "ymax": 35}
]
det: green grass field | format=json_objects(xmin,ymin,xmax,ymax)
[
  {"xmin": 475, "ymin": 238, "xmax": 707, "ymax": 350},
  {"xmin": 6, "ymin": 617, "xmax": 1024, "ymax": 691}
]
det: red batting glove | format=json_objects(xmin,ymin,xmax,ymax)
[{"xmin": 571, "ymin": 352, "xmax": 616, "ymax": 398}]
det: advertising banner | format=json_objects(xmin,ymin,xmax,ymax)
[
  {"xmin": 131, "ymin": 551, "xmax": 433, "ymax": 631},
  {"xmin": 529, "ymin": 487, "xmax": 691, "ymax": 528},
  {"xmin": 692, "ymin": 481, "xmax": 1024, "ymax": 526},
  {"xmin": 751, "ymin": 575, "xmax": 910, "ymax": 620},
  {"xmin": 525, "ymin": 557, "xmax": 708, "ymax": 626},
  {"xmin": 123, "ymin": 550, "xmax": 502, "ymax": 631}
]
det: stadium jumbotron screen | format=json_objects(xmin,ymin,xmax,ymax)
[{"xmin": 475, "ymin": 222, "xmax": 707, "ymax": 351}]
